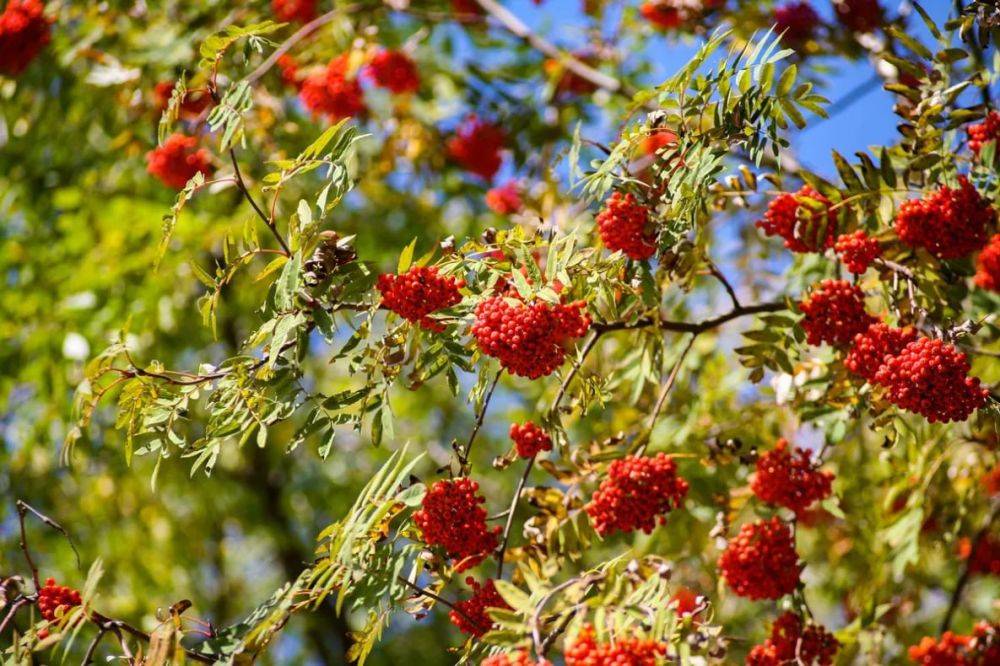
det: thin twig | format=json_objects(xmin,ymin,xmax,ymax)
[
  {"xmin": 82, "ymin": 627, "xmax": 108, "ymax": 664},
  {"xmin": 458, "ymin": 370, "xmax": 502, "ymax": 467},
  {"xmin": 550, "ymin": 331, "xmax": 602, "ymax": 416},
  {"xmin": 228, "ymin": 148, "xmax": 292, "ymax": 256},
  {"xmin": 636, "ymin": 334, "xmax": 697, "ymax": 455},
  {"xmin": 395, "ymin": 576, "xmax": 479, "ymax": 628},
  {"xmin": 0, "ymin": 598, "xmax": 29, "ymax": 636},
  {"xmin": 706, "ymin": 261, "xmax": 740, "ymax": 308},
  {"xmin": 940, "ymin": 501, "xmax": 999, "ymax": 632},
  {"xmin": 17, "ymin": 500, "xmax": 82, "ymax": 585},
  {"xmin": 496, "ymin": 457, "xmax": 535, "ymax": 578},
  {"xmin": 594, "ymin": 300, "xmax": 787, "ymax": 335}
]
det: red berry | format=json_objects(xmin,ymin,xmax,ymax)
[
  {"xmin": 413, "ymin": 478, "xmax": 500, "ymax": 572},
  {"xmin": 974, "ymin": 233, "xmax": 1000, "ymax": 292},
  {"xmin": 833, "ymin": 0, "xmax": 883, "ymax": 33},
  {"xmin": 757, "ymin": 186, "xmax": 838, "ymax": 253},
  {"xmin": 774, "ymin": 2, "xmax": 820, "ymax": 44},
  {"xmin": 146, "ymin": 134, "xmax": 214, "ymax": 190},
  {"xmin": 271, "ymin": 0, "xmax": 316, "ymax": 23},
  {"xmin": 799, "ymin": 279, "xmax": 876, "ymax": 347},
  {"xmin": 585, "ymin": 453, "xmax": 689, "ymax": 536},
  {"xmin": 451, "ymin": 0, "xmax": 484, "ymax": 17},
  {"xmin": 960, "ymin": 535, "xmax": 1000, "ymax": 577},
  {"xmin": 751, "ymin": 438, "xmax": 833, "ymax": 517},
  {"xmin": 481, "ymin": 651, "xmax": 551, "ymax": 666},
  {"xmin": 486, "ymin": 181, "xmax": 523, "ymax": 215},
  {"xmin": 966, "ymin": 111, "xmax": 1000, "ymax": 156},
  {"xmin": 509, "ymin": 421, "xmax": 552, "ymax": 459},
  {"xmin": 378, "ymin": 266, "xmax": 464, "ymax": 332},
  {"xmin": 670, "ymin": 586, "xmax": 703, "ymax": 619},
  {"xmin": 640, "ymin": 0, "xmax": 723, "ymax": 30},
  {"xmin": 0, "ymin": 0, "xmax": 50, "ymax": 76},
  {"xmin": 277, "ymin": 54, "xmax": 300, "ymax": 88},
  {"xmin": 894, "ymin": 177, "xmax": 993, "ymax": 260},
  {"xmin": 874, "ymin": 337, "xmax": 987, "ymax": 423},
  {"xmin": 299, "ymin": 55, "xmax": 366, "ymax": 121},
  {"xmin": 642, "ymin": 129, "xmax": 677, "ymax": 156},
  {"xmin": 908, "ymin": 622, "xmax": 1000, "ymax": 665},
  {"xmin": 845, "ymin": 322, "xmax": 918, "ymax": 383},
  {"xmin": 834, "ymin": 230, "xmax": 881, "ymax": 274},
  {"xmin": 595, "ymin": 192, "xmax": 657, "ymax": 261},
  {"xmin": 447, "ymin": 115, "xmax": 506, "ymax": 181},
  {"xmin": 718, "ymin": 518, "xmax": 801, "ymax": 600},
  {"xmin": 565, "ymin": 624, "xmax": 667, "ymax": 666},
  {"xmin": 746, "ymin": 612, "xmax": 839, "ymax": 666},
  {"xmin": 449, "ymin": 578, "xmax": 511, "ymax": 637},
  {"xmin": 366, "ymin": 49, "xmax": 420, "ymax": 95},
  {"xmin": 36, "ymin": 578, "xmax": 82, "ymax": 622}
]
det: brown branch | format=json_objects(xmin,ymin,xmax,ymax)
[
  {"xmin": 496, "ymin": 457, "xmax": 535, "ymax": 578},
  {"xmin": 228, "ymin": 148, "xmax": 292, "ymax": 256},
  {"xmin": 593, "ymin": 299, "xmax": 787, "ymax": 335},
  {"xmin": 706, "ymin": 261, "xmax": 741, "ymax": 309},
  {"xmin": 457, "ymin": 370, "xmax": 503, "ymax": 468},
  {"xmin": 635, "ymin": 334, "xmax": 697, "ymax": 456},
  {"xmin": 82, "ymin": 626, "xmax": 109, "ymax": 664},
  {"xmin": 0, "ymin": 597, "xmax": 30, "ymax": 636},
  {"xmin": 16, "ymin": 500, "xmax": 81, "ymax": 587},
  {"xmin": 550, "ymin": 331, "xmax": 602, "ymax": 416},
  {"xmin": 940, "ymin": 501, "xmax": 999, "ymax": 633},
  {"xmin": 395, "ymin": 576, "xmax": 479, "ymax": 628}
]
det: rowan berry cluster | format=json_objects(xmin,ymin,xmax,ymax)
[
  {"xmin": 413, "ymin": 478, "xmax": 500, "ymax": 572},
  {"xmin": 799, "ymin": 279, "xmax": 875, "ymax": 347},
  {"xmin": 377, "ymin": 266, "xmax": 464, "ymax": 332},
  {"xmin": 966, "ymin": 110, "xmax": 1000, "ymax": 156},
  {"xmin": 774, "ymin": 1, "xmax": 820, "ymax": 45},
  {"xmin": 366, "ymin": 50, "xmax": 420, "ymax": 95},
  {"xmin": 153, "ymin": 81, "xmax": 212, "ymax": 120},
  {"xmin": 509, "ymin": 421, "xmax": 552, "ymax": 459},
  {"xmin": 640, "ymin": 0, "xmax": 723, "ymax": 31},
  {"xmin": 844, "ymin": 322, "xmax": 917, "ymax": 382},
  {"xmin": 564, "ymin": 624, "xmax": 667, "ymax": 666},
  {"xmin": 450, "ymin": 578, "xmax": 511, "ymax": 637},
  {"xmin": 961, "ymin": 535, "xmax": 1000, "ymax": 577},
  {"xmin": 908, "ymin": 623, "xmax": 1000, "ymax": 665},
  {"xmin": 271, "ymin": 0, "xmax": 316, "ymax": 23},
  {"xmin": 446, "ymin": 115, "xmax": 506, "ymax": 181},
  {"xmin": 277, "ymin": 54, "xmax": 300, "ymax": 87},
  {"xmin": 481, "ymin": 651, "xmax": 550, "ymax": 666},
  {"xmin": 833, "ymin": 0, "xmax": 883, "ymax": 33},
  {"xmin": 585, "ymin": 453, "xmax": 689, "ymax": 536},
  {"xmin": 834, "ymin": 230, "xmax": 881, "ymax": 274},
  {"xmin": 486, "ymin": 181, "xmax": 524, "ymax": 215},
  {"xmin": 146, "ymin": 134, "xmax": 214, "ymax": 190},
  {"xmin": 718, "ymin": 518, "xmax": 801, "ymax": 600},
  {"xmin": 472, "ymin": 296, "xmax": 589, "ymax": 379},
  {"xmin": 974, "ymin": 233, "xmax": 1000, "ymax": 292},
  {"xmin": 756, "ymin": 186, "xmax": 837, "ymax": 253},
  {"xmin": 894, "ymin": 177, "xmax": 993, "ymax": 259},
  {"xmin": 751, "ymin": 439, "xmax": 833, "ymax": 516},
  {"xmin": 36, "ymin": 578, "xmax": 82, "ymax": 622},
  {"xmin": 299, "ymin": 56, "xmax": 366, "ymax": 121},
  {"xmin": 595, "ymin": 192, "xmax": 657, "ymax": 261},
  {"xmin": 747, "ymin": 612, "xmax": 839, "ymax": 666},
  {"xmin": 0, "ymin": 0, "xmax": 50, "ymax": 76}
]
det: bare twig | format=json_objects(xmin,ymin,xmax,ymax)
[
  {"xmin": 550, "ymin": 331, "xmax": 602, "ymax": 416},
  {"xmin": 228, "ymin": 148, "xmax": 292, "ymax": 256},
  {"xmin": 458, "ymin": 370, "xmax": 503, "ymax": 467},
  {"xmin": 16, "ymin": 500, "xmax": 82, "ymax": 586},
  {"xmin": 706, "ymin": 261, "xmax": 741, "ymax": 309},
  {"xmin": 395, "ymin": 576, "xmax": 479, "ymax": 628},
  {"xmin": 496, "ymin": 457, "xmax": 535, "ymax": 578},
  {"xmin": 82, "ymin": 627, "xmax": 109, "ymax": 664},
  {"xmin": 594, "ymin": 300, "xmax": 787, "ymax": 335},
  {"xmin": 0, "ymin": 598, "xmax": 30, "ymax": 636},
  {"xmin": 636, "ymin": 334, "xmax": 697, "ymax": 455}
]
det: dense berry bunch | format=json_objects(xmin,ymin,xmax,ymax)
[
  {"xmin": 472, "ymin": 296, "xmax": 589, "ymax": 379},
  {"xmin": 799, "ymin": 280, "xmax": 875, "ymax": 347},
  {"xmin": 962, "ymin": 535, "xmax": 1000, "ymax": 577},
  {"xmin": 449, "ymin": 578, "xmax": 512, "ymax": 637},
  {"xmin": 299, "ymin": 56, "xmax": 366, "ymax": 121},
  {"xmin": 447, "ymin": 116, "xmax": 506, "ymax": 180},
  {"xmin": 774, "ymin": 2, "xmax": 820, "ymax": 44},
  {"xmin": 509, "ymin": 421, "xmax": 552, "ymax": 459},
  {"xmin": 36, "ymin": 578, "xmax": 82, "ymax": 622},
  {"xmin": 153, "ymin": 81, "xmax": 212, "ymax": 119},
  {"xmin": 486, "ymin": 181, "xmax": 523, "ymax": 215},
  {"xmin": 0, "ymin": 0, "xmax": 50, "ymax": 76},
  {"xmin": 377, "ymin": 266, "xmax": 464, "ymax": 332},
  {"xmin": 984, "ymin": 466, "xmax": 1000, "ymax": 497},
  {"xmin": 756, "ymin": 186, "xmax": 837, "ymax": 253},
  {"xmin": 640, "ymin": 0, "xmax": 722, "ymax": 30},
  {"xmin": 585, "ymin": 453, "xmax": 689, "ymax": 536},
  {"xmin": 413, "ymin": 478, "xmax": 500, "ymax": 571},
  {"xmin": 833, "ymin": 0, "xmax": 883, "ymax": 33},
  {"xmin": 271, "ymin": 0, "xmax": 316, "ymax": 23},
  {"xmin": 718, "ymin": 518, "xmax": 801, "ymax": 600},
  {"xmin": 595, "ymin": 192, "xmax": 657, "ymax": 261},
  {"xmin": 277, "ymin": 54, "xmax": 300, "ymax": 87},
  {"xmin": 835, "ymin": 230, "xmax": 881, "ymax": 273},
  {"xmin": 974, "ymin": 233, "xmax": 1000, "ymax": 292},
  {"xmin": 366, "ymin": 50, "xmax": 420, "ymax": 95},
  {"xmin": 966, "ymin": 111, "xmax": 1000, "ymax": 156},
  {"xmin": 844, "ymin": 322, "xmax": 917, "ymax": 382},
  {"xmin": 747, "ymin": 612, "xmax": 839, "ymax": 665},
  {"xmin": 146, "ymin": 134, "xmax": 214, "ymax": 190},
  {"xmin": 481, "ymin": 651, "xmax": 550, "ymax": 666},
  {"xmin": 751, "ymin": 439, "xmax": 834, "ymax": 516},
  {"xmin": 564, "ymin": 624, "xmax": 667, "ymax": 666},
  {"xmin": 873, "ymin": 337, "xmax": 987, "ymax": 423},
  {"xmin": 894, "ymin": 177, "xmax": 993, "ymax": 259},
  {"xmin": 909, "ymin": 623, "xmax": 1000, "ymax": 665}
]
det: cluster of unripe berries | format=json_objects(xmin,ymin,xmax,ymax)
[
  {"xmin": 747, "ymin": 612, "xmax": 839, "ymax": 666},
  {"xmin": 584, "ymin": 453, "xmax": 689, "ymax": 536},
  {"xmin": 0, "ymin": 0, "xmax": 50, "ymax": 76},
  {"xmin": 377, "ymin": 266, "xmax": 464, "ymax": 332},
  {"xmin": 509, "ymin": 421, "xmax": 552, "ymax": 459},
  {"xmin": 564, "ymin": 624, "xmax": 666, "ymax": 666},
  {"xmin": 414, "ymin": 478, "xmax": 500, "ymax": 572},
  {"xmin": 595, "ymin": 192, "xmax": 657, "ymax": 261},
  {"xmin": 36, "ymin": 578, "xmax": 82, "ymax": 622},
  {"xmin": 146, "ymin": 134, "xmax": 215, "ymax": 190},
  {"xmin": 908, "ymin": 622, "xmax": 1000, "ymax": 665},
  {"xmin": 751, "ymin": 439, "xmax": 833, "ymax": 517},
  {"xmin": 450, "ymin": 578, "xmax": 511, "ymax": 637},
  {"xmin": 717, "ymin": 517, "xmax": 801, "ymax": 600}
]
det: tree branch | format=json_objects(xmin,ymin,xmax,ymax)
[
  {"xmin": 593, "ymin": 300, "xmax": 787, "ymax": 335},
  {"xmin": 228, "ymin": 148, "xmax": 292, "ymax": 256},
  {"xmin": 940, "ymin": 501, "xmax": 999, "ymax": 632},
  {"xmin": 457, "ymin": 369, "xmax": 503, "ymax": 468},
  {"xmin": 496, "ymin": 457, "xmax": 535, "ymax": 578}
]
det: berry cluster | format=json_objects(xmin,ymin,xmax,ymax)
[
  {"xmin": 585, "ymin": 453, "xmax": 689, "ymax": 536},
  {"xmin": 299, "ymin": 56, "xmax": 366, "ymax": 121},
  {"xmin": 799, "ymin": 279, "xmax": 875, "ymax": 347},
  {"xmin": 747, "ymin": 612, "xmax": 839, "ymax": 666},
  {"xmin": 450, "ymin": 578, "xmax": 511, "ymax": 637},
  {"xmin": 774, "ymin": 2, "xmax": 821, "ymax": 45},
  {"xmin": 873, "ymin": 337, "xmax": 987, "ymax": 423},
  {"xmin": 751, "ymin": 439, "xmax": 834, "ymax": 516},
  {"xmin": 642, "ymin": 129, "xmax": 677, "ymax": 157},
  {"xmin": 894, "ymin": 177, "xmax": 993, "ymax": 259},
  {"xmin": 961, "ymin": 535, "xmax": 1000, "ymax": 577},
  {"xmin": 366, "ymin": 49, "xmax": 420, "ymax": 95},
  {"xmin": 564, "ymin": 624, "xmax": 667, "ymax": 666},
  {"xmin": 472, "ymin": 296, "xmax": 589, "ymax": 379},
  {"xmin": 640, "ymin": 0, "xmax": 722, "ymax": 31},
  {"xmin": 0, "ymin": 0, "xmax": 50, "ymax": 76},
  {"xmin": 966, "ymin": 111, "xmax": 1000, "ymax": 156},
  {"xmin": 413, "ymin": 478, "xmax": 500, "ymax": 572},
  {"xmin": 481, "ymin": 651, "xmax": 550, "ymax": 666},
  {"xmin": 153, "ymin": 81, "xmax": 212, "ymax": 120},
  {"xmin": 36, "ymin": 578, "xmax": 82, "ymax": 622},
  {"xmin": 670, "ymin": 587, "xmax": 703, "ymax": 618},
  {"xmin": 909, "ymin": 623, "xmax": 1000, "ymax": 665},
  {"xmin": 377, "ymin": 266, "xmax": 464, "ymax": 332},
  {"xmin": 277, "ymin": 54, "xmax": 300, "ymax": 87},
  {"xmin": 271, "ymin": 0, "xmax": 317, "ymax": 23},
  {"xmin": 595, "ymin": 192, "xmax": 657, "ymax": 261},
  {"xmin": 974, "ymin": 233, "xmax": 1000, "ymax": 292},
  {"xmin": 509, "ymin": 421, "xmax": 552, "ymax": 459},
  {"xmin": 835, "ymin": 230, "xmax": 881, "ymax": 274},
  {"xmin": 756, "ymin": 186, "xmax": 838, "ymax": 253},
  {"xmin": 146, "ymin": 134, "xmax": 214, "ymax": 190},
  {"xmin": 486, "ymin": 181, "xmax": 523, "ymax": 215},
  {"xmin": 446, "ymin": 115, "xmax": 506, "ymax": 181},
  {"xmin": 718, "ymin": 518, "xmax": 801, "ymax": 600},
  {"xmin": 833, "ymin": 0, "xmax": 883, "ymax": 34},
  {"xmin": 844, "ymin": 322, "xmax": 917, "ymax": 382}
]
